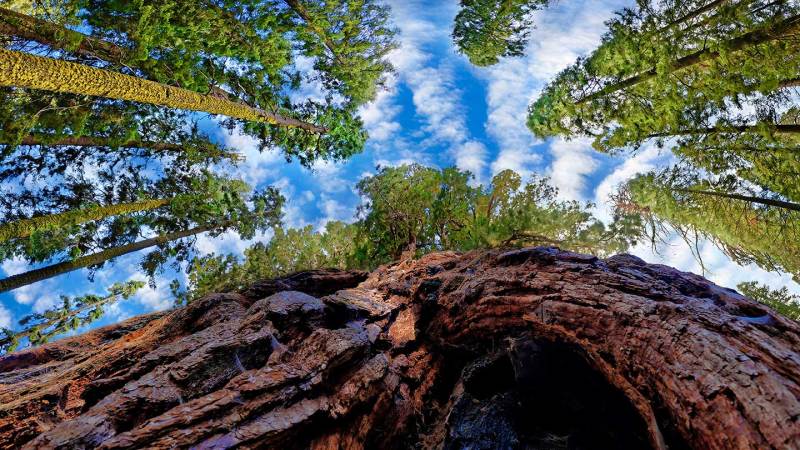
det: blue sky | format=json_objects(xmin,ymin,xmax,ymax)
[{"xmin": 2, "ymin": 0, "xmax": 798, "ymax": 340}]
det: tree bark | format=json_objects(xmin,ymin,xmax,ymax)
[
  {"xmin": 0, "ymin": 199, "xmax": 170, "ymax": 243},
  {"xmin": 1, "ymin": 248, "xmax": 798, "ymax": 449},
  {"xmin": 0, "ymin": 7, "xmax": 128, "ymax": 62},
  {"xmin": 0, "ymin": 49, "xmax": 327, "ymax": 134},
  {"xmin": 0, "ymin": 222, "xmax": 222, "ymax": 293}
]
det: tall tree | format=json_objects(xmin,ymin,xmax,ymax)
[
  {"xmin": 527, "ymin": 1, "xmax": 800, "ymax": 149},
  {"xmin": 616, "ymin": 169, "xmax": 800, "ymax": 280},
  {"xmin": 452, "ymin": 0, "xmax": 550, "ymax": 66},
  {"xmin": 0, "ymin": 171, "xmax": 262, "ymax": 266},
  {"xmin": 0, "ymin": 0, "xmax": 398, "ymax": 166},
  {"xmin": 0, "ymin": 182, "xmax": 284, "ymax": 292},
  {"xmin": 0, "ymin": 198, "xmax": 169, "ymax": 243},
  {"xmin": 0, "ymin": 280, "xmax": 144, "ymax": 354},
  {"xmin": 283, "ymin": 0, "xmax": 397, "ymax": 105},
  {"xmin": 0, "ymin": 48, "xmax": 327, "ymax": 132}
]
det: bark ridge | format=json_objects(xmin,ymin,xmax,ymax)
[{"xmin": 0, "ymin": 250, "xmax": 798, "ymax": 449}]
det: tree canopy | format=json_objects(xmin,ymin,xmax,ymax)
[
  {"xmin": 453, "ymin": 0, "xmax": 550, "ymax": 66},
  {"xmin": 178, "ymin": 165, "xmax": 642, "ymax": 303}
]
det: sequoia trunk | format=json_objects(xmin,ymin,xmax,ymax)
[{"xmin": 1, "ymin": 248, "xmax": 798, "ymax": 449}]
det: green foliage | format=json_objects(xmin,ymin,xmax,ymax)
[
  {"xmin": 356, "ymin": 164, "xmax": 638, "ymax": 263},
  {"xmin": 3, "ymin": 0, "xmax": 397, "ymax": 168},
  {"xmin": 0, "ymin": 280, "xmax": 144, "ymax": 354},
  {"xmin": 178, "ymin": 165, "xmax": 640, "ymax": 303},
  {"xmin": 529, "ymin": 1, "xmax": 800, "ymax": 286},
  {"xmin": 453, "ymin": 0, "xmax": 549, "ymax": 66},
  {"xmin": 527, "ymin": 1, "xmax": 800, "ymax": 150},
  {"xmin": 737, "ymin": 281, "xmax": 800, "ymax": 322},
  {"xmin": 286, "ymin": 0, "xmax": 397, "ymax": 106},
  {"xmin": 174, "ymin": 221, "xmax": 360, "ymax": 304},
  {"xmin": 619, "ymin": 167, "xmax": 800, "ymax": 281}
]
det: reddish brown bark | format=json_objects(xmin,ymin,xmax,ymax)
[{"xmin": 1, "ymin": 249, "xmax": 799, "ymax": 449}]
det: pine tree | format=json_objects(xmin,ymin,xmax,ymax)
[
  {"xmin": 0, "ymin": 179, "xmax": 284, "ymax": 291},
  {"xmin": 527, "ymin": 1, "xmax": 800, "ymax": 147},
  {"xmin": 0, "ymin": 48, "xmax": 327, "ymax": 132},
  {"xmin": 0, "ymin": 280, "xmax": 144, "ymax": 354},
  {"xmin": 0, "ymin": 198, "xmax": 169, "ymax": 243},
  {"xmin": 737, "ymin": 281, "xmax": 800, "ymax": 321},
  {"xmin": 283, "ymin": 0, "xmax": 397, "ymax": 105},
  {"xmin": 452, "ymin": 0, "xmax": 550, "ymax": 66},
  {"xmin": 0, "ymin": 1, "xmax": 398, "ymax": 165},
  {"xmin": 617, "ymin": 169, "xmax": 800, "ymax": 280}
]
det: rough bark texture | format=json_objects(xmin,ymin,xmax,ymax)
[{"xmin": 1, "ymin": 248, "xmax": 799, "ymax": 449}]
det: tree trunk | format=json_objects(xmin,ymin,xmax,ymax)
[
  {"xmin": 577, "ymin": 14, "xmax": 800, "ymax": 104},
  {"xmin": 0, "ymin": 49, "xmax": 327, "ymax": 134},
  {"xmin": 0, "ymin": 198, "xmax": 170, "ymax": 243},
  {"xmin": 5, "ymin": 134, "xmax": 241, "ymax": 162},
  {"xmin": 655, "ymin": 0, "xmax": 729, "ymax": 34},
  {"xmin": 1, "ymin": 248, "xmax": 798, "ymax": 449},
  {"xmin": 0, "ymin": 222, "xmax": 221, "ymax": 293},
  {"xmin": 13, "ymin": 135, "xmax": 183, "ymax": 151},
  {"xmin": 0, "ymin": 7, "xmax": 128, "ymax": 62},
  {"xmin": 678, "ymin": 187, "xmax": 800, "ymax": 212},
  {"xmin": 650, "ymin": 123, "xmax": 800, "ymax": 138}
]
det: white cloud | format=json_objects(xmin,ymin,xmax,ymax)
[
  {"xmin": 482, "ymin": 0, "xmax": 631, "ymax": 178},
  {"xmin": 0, "ymin": 304, "xmax": 11, "ymax": 329},
  {"xmin": 131, "ymin": 274, "xmax": 174, "ymax": 312},
  {"xmin": 547, "ymin": 138, "xmax": 598, "ymax": 202},
  {"xmin": 382, "ymin": 0, "xmax": 488, "ymax": 178}
]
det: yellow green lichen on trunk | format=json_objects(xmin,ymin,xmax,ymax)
[{"xmin": 0, "ymin": 49, "xmax": 326, "ymax": 132}]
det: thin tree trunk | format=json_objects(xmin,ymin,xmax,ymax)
[
  {"xmin": 656, "ymin": 0, "xmax": 729, "ymax": 34},
  {"xmin": 0, "ymin": 49, "xmax": 327, "ymax": 133},
  {"xmin": 679, "ymin": 188, "xmax": 800, "ymax": 211},
  {"xmin": 0, "ymin": 222, "xmax": 222, "ymax": 293},
  {"xmin": 0, "ymin": 198, "xmax": 170, "ymax": 243},
  {"xmin": 283, "ymin": 0, "xmax": 342, "ymax": 64},
  {"xmin": 12, "ymin": 135, "xmax": 183, "ymax": 151},
  {"xmin": 0, "ymin": 7, "xmax": 128, "ymax": 62},
  {"xmin": 0, "ymin": 291, "xmax": 123, "ymax": 350},
  {"xmin": 1, "ymin": 250, "xmax": 799, "ymax": 449},
  {"xmin": 650, "ymin": 123, "xmax": 800, "ymax": 137},
  {"xmin": 4, "ymin": 135, "xmax": 242, "ymax": 161},
  {"xmin": 577, "ymin": 14, "xmax": 800, "ymax": 104}
]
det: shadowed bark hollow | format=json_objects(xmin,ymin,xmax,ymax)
[{"xmin": 1, "ymin": 249, "xmax": 799, "ymax": 449}]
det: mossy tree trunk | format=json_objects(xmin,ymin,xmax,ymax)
[
  {"xmin": 0, "ymin": 49, "xmax": 327, "ymax": 133},
  {"xmin": 0, "ymin": 198, "xmax": 170, "ymax": 243}
]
